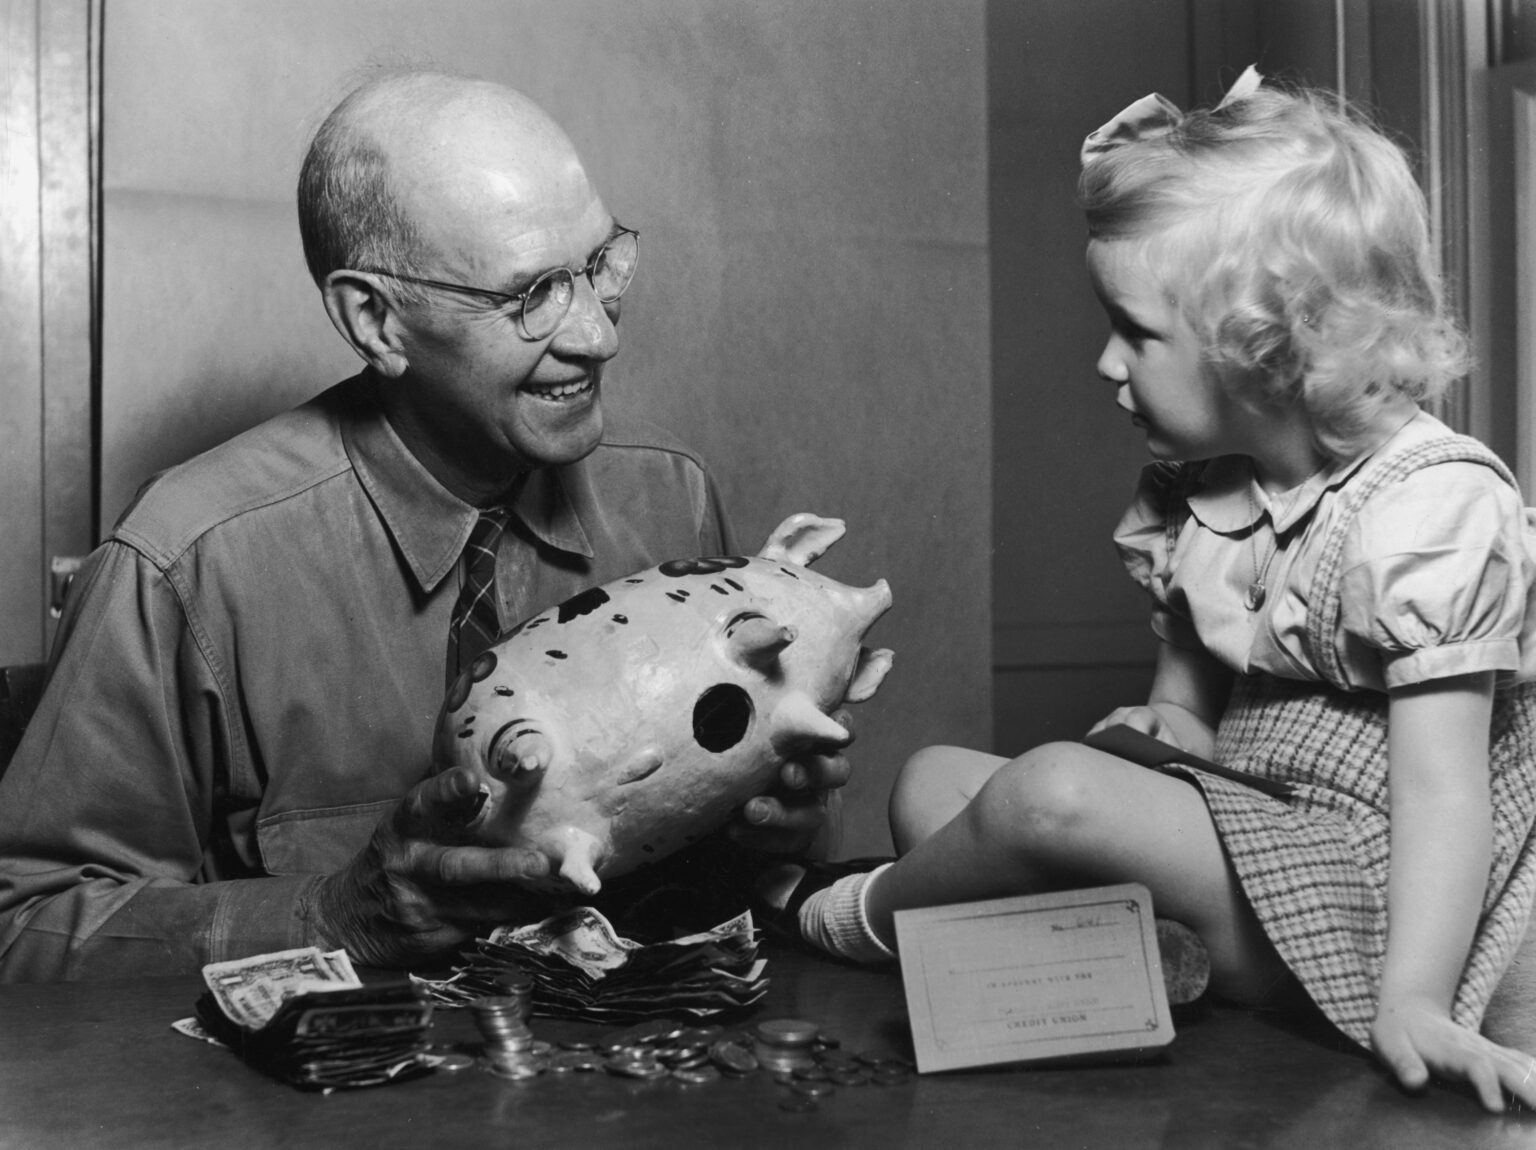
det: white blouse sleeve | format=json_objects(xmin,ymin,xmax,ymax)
[
  {"xmin": 1336, "ymin": 462, "xmax": 1536, "ymax": 689},
  {"xmin": 1113, "ymin": 464, "xmax": 1203, "ymax": 652}
]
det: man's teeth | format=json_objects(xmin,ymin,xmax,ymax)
[{"xmin": 529, "ymin": 380, "xmax": 591, "ymax": 400}]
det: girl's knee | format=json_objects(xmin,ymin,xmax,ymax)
[
  {"xmin": 969, "ymin": 742, "xmax": 1108, "ymax": 853},
  {"xmin": 889, "ymin": 744, "xmax": 1002, "ymax": 852}
]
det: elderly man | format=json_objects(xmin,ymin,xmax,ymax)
[{"xmin": 0, "ymin": 72, "xmax": 842, "ymax": 980}]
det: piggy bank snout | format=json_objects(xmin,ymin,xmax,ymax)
[{"xmin": 845, "ymin": 578, "xmax": 892, "ymax": 636}]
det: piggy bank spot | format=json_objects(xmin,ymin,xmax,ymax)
[
  {"xmin": 445, "ymin": 652, "xmax": 499, "ymax": 713},
  {"xmin": 444, "ymin": 670, "xmax": 474, "ymax": 713},
  {"xmin": 556, "ymin": 586, "xmax": 610, "ymax": 623},
  {"xmin": 660, "ymin": 556, "xmax": 749, "ymax": 578},
  {"xmin": 693, "ymin": 683, "xmax": 754, "ymax": 752}
]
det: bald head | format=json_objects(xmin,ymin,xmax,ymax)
[{"xmin": 297, "ymin": 72, "xmax": 596, "ymax": 289}]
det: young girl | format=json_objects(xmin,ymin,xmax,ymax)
[{"xmin": 792, "ymin": 69, "xmax": 1536, "ymax": 1111}]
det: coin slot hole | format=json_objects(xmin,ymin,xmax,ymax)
[{"xmin": 693, "ymin": 684, "xmax": 753, "ymax": 753}]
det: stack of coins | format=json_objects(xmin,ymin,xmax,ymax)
[
  {"xmin": 750, "ymin": 1018, "xmax": 819, "ymax": 1074},
  {"xmin": 489, "ymin": 965, "xmax": 534, "ymax": 1011},
  {"xmin": 471, "ymin": 996, "xmax": 548, "ymax": 1079}
]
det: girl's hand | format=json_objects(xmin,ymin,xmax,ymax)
[
  {"xmin": 1371, "ymin": 993, "xmax": 1536, "ymax": 1112},
  {"xmin": 1087, "ymin": 705, "xmax": 1184, "ymax": 749},
  {"xmin": 1084, "ymin": 643, "xmax": 1228, "ymax": 758}
]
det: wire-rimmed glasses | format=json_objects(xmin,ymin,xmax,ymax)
[{"xmin": 359, "ymin": 227, "xmax": 639, "ymax": 341}]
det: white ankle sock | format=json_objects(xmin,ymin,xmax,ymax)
[{"xmin": 798, "ymin": 863, "xmax": 896, "ymax": 964}]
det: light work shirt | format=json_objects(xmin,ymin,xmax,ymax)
[{"xmin": 0, "ymin": 372, "xmax": 732, "ymax": 980}]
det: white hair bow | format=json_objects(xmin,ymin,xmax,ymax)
[{"xmin": 1079, "ymin": 64, "xmax": 1264, "ymax": 168}]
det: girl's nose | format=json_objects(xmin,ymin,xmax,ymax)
[{"xmin": 1096, "ymin": 339, "xmax": 1127, "ymax": 383}]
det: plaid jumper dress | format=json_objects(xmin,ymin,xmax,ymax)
[{"xmin": 1165, "ymin": 436, "xmax": 1536, "ymax": 1046}]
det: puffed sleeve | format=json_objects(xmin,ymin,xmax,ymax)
[
  {"xmin": 1113, "ymin": 463, "xmax": 1202, "ymax": 651},
  {"xmin": 1336, "ymin": 462, "xmax": 1536, "ymax": 690}
]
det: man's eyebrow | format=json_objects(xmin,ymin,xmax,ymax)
[{"xmin": 496, "ymin": 220, "xmax": 628, "ymax": 295}]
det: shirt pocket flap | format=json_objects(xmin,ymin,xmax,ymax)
[{"xmin": 256, "ymin": 799, "xmax": 397, "ymax": 875}]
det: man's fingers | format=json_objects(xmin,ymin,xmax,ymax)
[
  {"xmin": 780, "ymin": 750, "xmax": 851, "ymax": 793},
  {"xmin": 405, "ymin": 841, "xmax": 552, "ymax": 886},
  {"xmin": 399, "ymin": 767, "xmax": 487, "ymax": 831},
  {"xmin": 779, "ymin": 762, "xmax": 808, "ymax": 790},
  {"xmin": 732, "ymin": 786, "xmax": 837, "ymax": 857},
  {"xmin": 743, "ymin": 792, "xmax": 826, "ymax": 829}
]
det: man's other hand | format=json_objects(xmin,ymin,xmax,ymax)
[
  {"xmin": 312, "ymin": 766, "xmax": 550, "ymax": 968},
  {"xmin": 730, "ymin": 709, "xmax": 854, "ymax": 859}
]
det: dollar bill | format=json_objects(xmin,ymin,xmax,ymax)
[
  {"xmin": 202, "ymin": 947, "xmax": 362, "ymax": 1030},
  {"xmin": 491, "ymin": 907, "xmax": 639, "ymax": 980},
  {"xmin": 170, "ymin": 1016, "xmax": 224, "ymax": 1046},
  {"xmin": 415, "ymin": 908, "xmax": 767, "ymax": 1021}
]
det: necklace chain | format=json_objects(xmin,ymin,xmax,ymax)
[{"xmin": 1245, "ymin": 484, "xmax": 1298, "ymax": 612}]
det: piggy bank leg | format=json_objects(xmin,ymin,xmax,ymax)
[{"xmin": 549, "ymin": 827, "xmax": 606, "ymax": 896}]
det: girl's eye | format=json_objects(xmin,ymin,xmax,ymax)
[{"xmin": 1119, "ymin": 320, "xmax": 1157, "ymax": 345}]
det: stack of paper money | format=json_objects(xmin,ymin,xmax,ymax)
[
  {"xmin": 418, "ymin": 907, "xmax": 768, "ymax": 1022},
  {"xmin": 194, "ymin": 947, "xmax": 433, "ymax": 1090}
]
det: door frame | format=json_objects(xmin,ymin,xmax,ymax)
[{"xmin": 0, "ymin": 0, "xmax": 100, "ymax": 664}]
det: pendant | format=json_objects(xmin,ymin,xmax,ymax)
[{"xmin": 1245, "ymin": 582, "xmax": 1267, "ymax": 611}]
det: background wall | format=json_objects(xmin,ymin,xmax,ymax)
[
  {"xmin": 987, "ymin": 0, "xmax": 1185, "ymax": 756},
  {"xmin": 97, "ymin": 0, "xmax": 991, "ymax": 858}
]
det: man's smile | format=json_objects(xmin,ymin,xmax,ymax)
[{"xmin": 523, "ymin": 376, "xmax": 596, "ymax": 403}]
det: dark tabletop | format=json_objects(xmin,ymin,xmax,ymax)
[{"xmin": 1, "ymin": 943, "xmax": 1530, "ymax": 1149}]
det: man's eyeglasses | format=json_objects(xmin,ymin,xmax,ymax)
[{"xmin": 359, "ymin": 227, "xmax": 639, "ymax": 341}]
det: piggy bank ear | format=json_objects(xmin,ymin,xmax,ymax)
[{"xmin": 757, "ymin": 513, "xmax": 846, "ymax": 567}]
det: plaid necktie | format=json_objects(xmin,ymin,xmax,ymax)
[{"xmin": 448, "ymin": 508, "xmax": 510, "ymax": 683}]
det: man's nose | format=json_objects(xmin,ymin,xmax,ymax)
[{"xmin": 550, "ymin": 276, "xmax": 619, "ymax": 361}]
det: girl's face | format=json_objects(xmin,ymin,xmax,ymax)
[{"xmin": 1086, "ymin": 239, "xmax": 1247, "ymax": 462}]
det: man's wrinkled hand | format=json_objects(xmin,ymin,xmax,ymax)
[
  {"xmin": 312, "ymin": 766, "xmax": 551, "ymax": 969},
  {"xmin": 730, "ymin": 710, "xmax": 853, "ymax": 859}
]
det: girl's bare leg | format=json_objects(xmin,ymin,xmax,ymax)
[
  {"xmin": 874, "ymin": 740, "xmax": 1289, "ymax": 1004},
  {"xmin": 889, "ymin": 744, "xmax": 1009, "ymax": 853}
]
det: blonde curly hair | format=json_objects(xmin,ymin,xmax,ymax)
[{"xmin": 1079, "ymin": 82, "xmax": 1468, "ymax": 458}]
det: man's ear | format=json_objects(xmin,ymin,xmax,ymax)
[{"xmin": 322, "ymin": 271, "xmax": 410, "ymax": 378}]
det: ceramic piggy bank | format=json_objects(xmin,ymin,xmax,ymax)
[{"xmin": 432, "ymin": 513, "xmax": 894, "ymax": 897}]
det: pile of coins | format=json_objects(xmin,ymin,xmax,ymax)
[
  {"xmin": 749, "ymin": 1019, "xmax": 916, "ymax": 1111},
  {"xmin": 589, "ymin": 1018, "xmax": 743, "ymax": 1083},
  {"xmin": 462, "ymin": 1010, "xmax": 916, "ymax": 1109}
]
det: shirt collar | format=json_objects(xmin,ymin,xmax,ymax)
[
  {"xmin": 338, "ymin": 373, "xmax": 595, "ymax": 593},
  {"xmin": 1185, "ymin": 410, "xmax": 1428, "ymax": 537}
]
